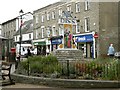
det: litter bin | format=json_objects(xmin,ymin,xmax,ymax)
[{"xmin": 9, "ymin": 48, "xmax": 16, "ymax": 62}]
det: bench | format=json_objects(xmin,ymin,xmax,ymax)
[{"xmin": 0, "ymin": 61, "xmax": 15, "ymax": 85}]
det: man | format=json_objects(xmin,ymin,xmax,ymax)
[
  {"xmin": 107, "ymin": 44, "xmax": 115, "ymax": 57},
  {"xmin": 27, "ymin": 47, "xmax": 31, "ymax": 58}
]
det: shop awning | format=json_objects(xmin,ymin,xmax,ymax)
[{"xmin": 33, "ymin": 41, "xmax": 46, "ymax": 45}]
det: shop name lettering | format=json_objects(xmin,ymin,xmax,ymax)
[{"xmin": 77, "ymin": 37, "xmax": 86, "ymax": 41}]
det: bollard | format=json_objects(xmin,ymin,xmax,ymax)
[{"xmin": 67, "ymin": 60, "xmax": 70, "ymax": 79}]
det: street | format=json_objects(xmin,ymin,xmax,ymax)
[{"xmin": 1, "ymin": 83, "xmax": 120, "ymax": 90}]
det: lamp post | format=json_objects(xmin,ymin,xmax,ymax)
[{"xmin": 19, "ymin": 9, "xmax": 24, "ymax": 61}]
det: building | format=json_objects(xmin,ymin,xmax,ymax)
[
  {"xmin": 33, "ymin": 1, "xmax": 119, "ymax": 58},
  {"xmin": 2, "ymin": 18, "xmax": 19, "ymax": 53},
  {"xmin": 14, "ymin": 19, "xmax": 34, "ymax": 56}
]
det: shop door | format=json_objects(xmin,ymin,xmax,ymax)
[{"xmin": 86, "ymin": 42, "xmax": 93, "ymax": 58}]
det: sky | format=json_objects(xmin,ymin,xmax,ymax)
[{"xmin": 0, "ymin": 0, "xmax": 60, "ymax": 23}]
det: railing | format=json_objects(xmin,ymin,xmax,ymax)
[{"xmin": 18, "ymin": 59, "xmax": 119, "ymax": 80}]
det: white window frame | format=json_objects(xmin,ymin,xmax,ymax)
[
  {"xmin": 67, "ymin": 5, "xmax": 71, "ymax": 12},
  {"xmin": 36, "ymin": 15, "xmax": 39, "ymax": 23},
  {"xmin": 52, "ymin": 26, "xmax": 56, "ymax": 36},
  {"xmin": 47, "ymin": 12, "xmax": 50, "ymax": 20},
  {"xmin": 75, "ymin": 2, "xmax": 80, "ymax": 13},
  {"xmin": 85, "ymin": 0, "xmax": 90, "ymax": 11},
  {"xmin": 76, "ymin": 23, "xmax": 80, "ymax": 33},
  {"xmin": 41, "ymin": 27, "xmax": 44, "ymax": 38},
  {"xmin": 52, "ymin": 11, "xmax": 55, "ymax": 19},
  {"xmin": 58, "ymin": 9, "xmax": 62, "ymax": 17},
  {"xmin": 41, "ymin": 15, "xmax": 44, "ymax": 23},
  {"xmin": 47, "ymin": 27, "xmax": 50, "ymax": 37},
  {"xmin": 36, "ymin": 29, "xmax": 38, "ymax": 39},
  {"xmin": 59, "ymin": 27, "xmax": 63, "ymax": 36},
  {"xmin": 84, "ymin": 17, "xmax": 90, "ymax": 32}
]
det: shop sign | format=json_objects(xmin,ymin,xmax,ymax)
[
  {"xmin": 51, "ymin": 38, "xmax": 62, "ymax": 44},
  {"xmin": 94, "ymin": 33, "xmax": 98, "ymax": 38},
  {"xmin": 75, "ymin": 34, "xmax": 93, "ymax": 42},
  {"xmin": 33, "ymin": 42, "xmax": 46, "ymax": 45}
]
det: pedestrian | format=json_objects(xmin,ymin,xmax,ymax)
[
  {"xmin": 107, "ymin": 43, "xmax": 115, "ymax": 57},
  {"xmin": 46, "ymin": 47, "xmax": 50, "ymax": 56},
  {"xmin": 27, "ymin": 47, "xmax": 31, "ymax": 58}
]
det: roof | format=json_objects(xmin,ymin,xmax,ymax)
[
  {"xmin": 14, "ymin": 19, "xmax": 33, "ymax": 36},
  {"xmin": 34, "ymin": 2, "xmax": 64, "ymax": 13},
  {"xmin": 2, "ymin": 17, "xmax": 17, "ymax": 25}
]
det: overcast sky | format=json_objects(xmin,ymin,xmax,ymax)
[{"xmin": 0, "ymin": 0, "xmax": 60, "ymax": 23}]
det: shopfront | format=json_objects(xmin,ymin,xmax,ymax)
[
  {"xmin": 75, "ymin": 33, "xmax": 95, "ymax": 58},
  {"xmin": 51, "ymin": 37, "xmax": 62, "ymax": 51},
  {"xmin": 33, "ymin": 39, "xmax": 46, "ymax": 55}
]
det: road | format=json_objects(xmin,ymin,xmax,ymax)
[{"xmin": 1, "ymin": 83, "xmax": 120, "ymax": 90}]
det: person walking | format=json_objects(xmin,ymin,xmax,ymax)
[
  {"xmin": 27, "ymin": 47, "xmax": 31, "ymax": 58},
  {"xmin": 107, "ymin": 44, "xmax": 115, "ymax": 57}
]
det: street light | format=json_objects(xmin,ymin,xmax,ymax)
[{"xmin": 19, "ymin": 9, "xmax": 24, "ymax": 61}]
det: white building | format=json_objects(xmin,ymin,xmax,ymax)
[{"xmin": 14, "ymin": 19, "xmax": 35, "ymax": 56}]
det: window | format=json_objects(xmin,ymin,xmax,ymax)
[
  {"xmin": 76, "ymin": 24, "xmax": 80, "ymax": 33},
  {"xmin": 41, "ymin": 15, "xmax": 44, "ymax": 22},
  {"xmin": 52, "ymin": 27, "xmax": 56, "ymax": 36},
  {"xmin": 52, "ymin": 11, "xmax": 55, "ymax": 19},
  {"xmin": 36, "ymin": 29, "xmax": 38, "ymax": 39},
  {"xmin": 47, "ymin": 28, "xmax": 50, "ymax": 37},
  {"xmin": 58, "ymin": 9, "xmax": 62, "ymax": 17},
  {"xmin": 0, "ymin": 30, "xmax": 1, "ymax": 35},
  {"xmin": 41, "ymin": 28, "xmax": 44, "ymax": 38},
  {"xmin": 59, "ymin": 27, "xmax": 63, "ymax": 35},
  {"xmin": 36, "ymin": 15, "xmax": 39, "ymax": 23},
  {"xmin": 29, "ymin": 34, "xmax": 31, "ymax": 39},
  {"xmin": 84, "ymin": 17, "xmax": 90, "ymax": 32},
  {"xmin": 76, "ymin": 2, "xmax": 80, "ymax": 13},
  {"xmin": 47, "ymin": 12, "xmax": 50, "ymax": 20},
  {"xmin": 85, "ymin": 0, "xmax": 90, "ymax": 10},
  {"xmin": 67, "ymin": 5, "xmax": 71, "ymax": 12}
]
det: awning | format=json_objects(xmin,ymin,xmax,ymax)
[
  {"xmin": 0, "ymin": 36, "xmax": 7, "ymax": 40},
  {"xmin": 33, "ymin": 41, "xmax": 46, "ymax": 45}
]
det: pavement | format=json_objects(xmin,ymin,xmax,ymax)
[
  {"xmin": 1, "ymin": 83, "xmax": 120, "ymax": 90},
  {"xmin": 1, "ymin": 83, "xmax": 53, "ymax": 88}
]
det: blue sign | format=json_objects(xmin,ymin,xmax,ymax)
[
  {"xmin": 75, "ymin": 34, "xmax": 93, "ymax": 42},
  {"xmin": 51, "ymin": 38, "xmax": 62, "ymax": 44}
]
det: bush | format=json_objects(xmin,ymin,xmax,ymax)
[{"xmin": 18, "ymin": 55, "xmax": 61, "ymax": 76}]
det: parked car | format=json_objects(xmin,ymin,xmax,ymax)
[{"xmin": 114, "ymin": 52, "xmax": 120, "ymax": 58}]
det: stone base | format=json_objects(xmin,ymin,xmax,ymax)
[{"xmin": 55, "ymin": 48, "xmax": 83, "ymax": 61}]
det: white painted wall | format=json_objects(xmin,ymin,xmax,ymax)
[{"xmin": 14, "ymin": 32, "xmax": 33, "ymax": 42}]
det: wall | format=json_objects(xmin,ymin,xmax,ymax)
[{"xmin": 99, "ymin": 2, "xmax": 119, "ymax": 57}]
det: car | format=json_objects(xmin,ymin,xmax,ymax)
[{"xmin": 114, "ymin": 52, "xmax": 120, "ymax": 58}]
